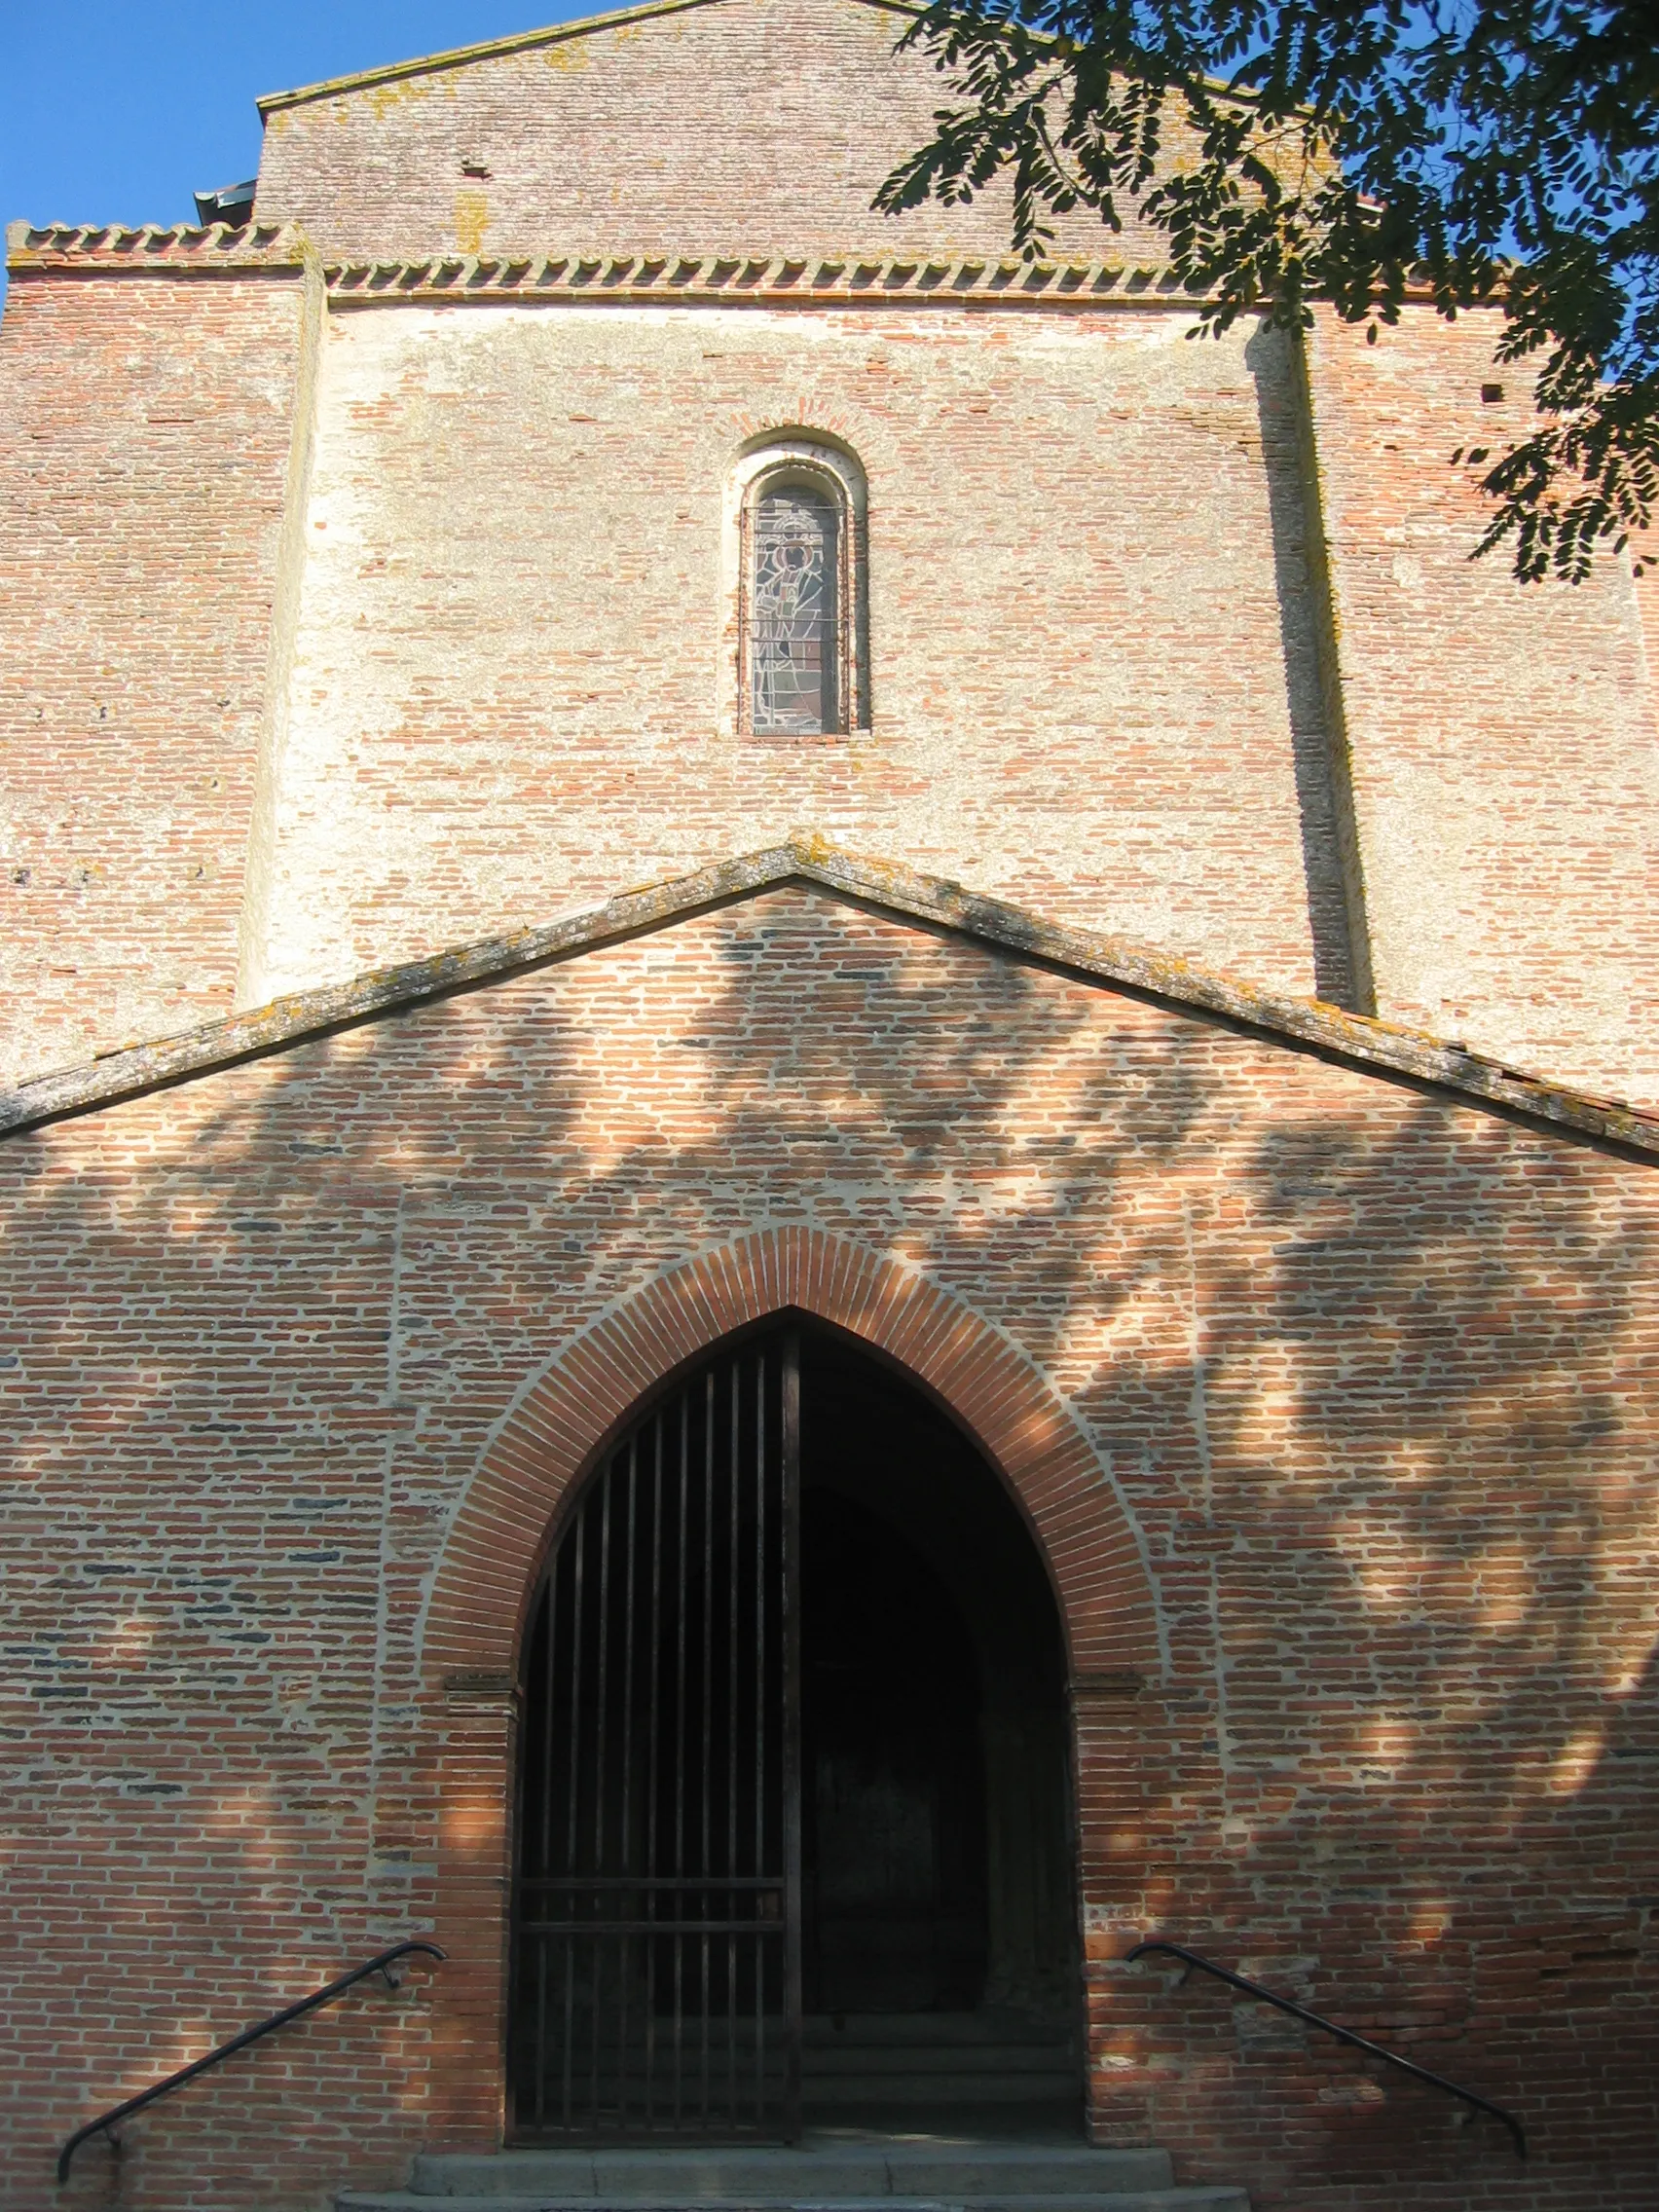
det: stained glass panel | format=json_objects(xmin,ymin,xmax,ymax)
[{"xmin": 751, "ymin": 484, "xmax": 838, "ymax": 735}]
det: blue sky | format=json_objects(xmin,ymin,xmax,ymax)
[{"xmin": 0, "ymin": 3, "xmax": 583, "ymax": 309}]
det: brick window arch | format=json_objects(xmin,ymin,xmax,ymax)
[{"xmin": 725, "ymin": 438, "xmax": 868, "ymax": 737}]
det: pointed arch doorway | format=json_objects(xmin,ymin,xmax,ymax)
[{"xmin": 508, "ymin": 1320, "xmax": 1081, "ymax": 2143}]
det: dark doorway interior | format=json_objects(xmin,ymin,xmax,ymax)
[
  {"xmin": 803, "ymin": 1492, "xmax": 988, "ymax": 2014},
  {"xmin": 799, "ymin": 1332, "xmax": 1079, "ymax": 2126},
  {"xmin": 509, "ymin": 1321, "xmax": 1081, "ymax": 2141}
]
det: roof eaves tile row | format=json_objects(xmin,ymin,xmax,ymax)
[
  {"xmin": 6, "ymin": 220, "xmax": 305, "ymax": 271},
  {"xmin": 4, "ymin": 228, "xmax": 1459, "ymax": 312}
]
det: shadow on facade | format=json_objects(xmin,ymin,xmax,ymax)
[
  {"xmin": 1247, "ymin": 321, "xmax": 1374, "ymax": 1014},
  {"xmin": 7, "ymin": 885, "xmax": 1656, "ymax": 2200}
]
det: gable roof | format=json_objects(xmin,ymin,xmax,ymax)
[
  {"xmin": 245, "ymin": 0, "xmax": 1162, "ymax": 270},
  {"xmin": 4, "ymin": 839, "xmax": 1656, "ymax": 1158},
  {"xmin": 255, "ymin": 0, "xmax": 834, "ymax": 113}
]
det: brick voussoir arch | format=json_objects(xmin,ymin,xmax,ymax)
[
  {"xmin": 424, "ymin": 1225, "xmax": 1160, "ymax": 1685},
  {"xmin": 420, "ymin": 1228, "xmax": 1159, "ymax": 2144}
]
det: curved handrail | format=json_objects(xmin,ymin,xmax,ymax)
[
  {"xmin": 1126, "ymin": 1938, "xmax": 1526, "ymax": 2160},
  {"xmin": 56, "ymin": 1939, "xmax": 446, "ymax": 2184}
]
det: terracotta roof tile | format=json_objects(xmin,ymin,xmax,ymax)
[{"xmin": 5, "ymin": 220, "xmax": 305, "ymax": 271}]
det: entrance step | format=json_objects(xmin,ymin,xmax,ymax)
[
  {"xmin": 801, "ymin": 2014, "xmax": 1079, "ymax": 2114},
  {"xmin": 338, "ymin": 2196, "xmax": 1249, "ymax": 2211},
  {"xmin": 337, "ymin": 2141, "xmax": 1250, "ymax": 2210}
]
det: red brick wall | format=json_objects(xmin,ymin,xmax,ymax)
[
  {"xmin": 0, "ymin": 270, "xmax": 305, "ymax": 1084},
  {"xmin": 1633, "ymin": 532, "xmax": 1659, "ymax": 730},
  {"xmin": 257, "ymin": 301, "xmax": 1353, "ymax": 1013},
  {"xmin": 253, "ymin": 0, "xmax": 1184, "ymax": 270},
  {"xmin": 4, "ymin": 886, "xmax": 1655, "ymax": 2211},
  {"xmin": 1304, "ymin": 307, "xmax": 1659, "ymax": 1105},
  {"xmin": 9, "ymin": 2, "xmax": 1659, "ymax": 1122}
]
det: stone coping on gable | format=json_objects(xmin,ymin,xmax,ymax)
[{"xmin": 3, "ymin": 838, "xmax": 1656, "ymax": 1158}]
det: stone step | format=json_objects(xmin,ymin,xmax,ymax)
[
  {"xmin": 802, "ymin": 2083, "xmax": 1079, "ymax": 2107},
  {"xmin": 403, "ymin": 2149, "xmax": 1174, "ymax": 2196},
  {"xmin": 538, "ymin": 2018, "xmax": 1073, "ymax": 2054},
  {"xmin": 803, "ymin": 2047, "xmax": 1073, "ymax": 2074},
  {"xmin": 804, "ymin": 2068, "xmax": 1079, "ymax": 2087},
  {"xmin": 800, "ymin": 2017, "xmax": 1075, "ymax": 2048},
  {"xmin": 336, "ymin": 2140, "xmax": 1252, "ymax": 2212},
  {"xmin": 338, "ymin": 2194, "xmax": 1251, "ymax": 2212},
  {"xmin": 546, "ymin": 2046, "xmax": 1073, "ymax": 2077}
]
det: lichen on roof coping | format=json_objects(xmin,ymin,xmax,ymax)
[{"xmin": 4, "ymin": 839, "xmax": 1656, "ymax": 1158}]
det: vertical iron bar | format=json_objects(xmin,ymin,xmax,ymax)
[
  {"xmin": 593, "ymin": 1466, "xmax": 613, "ymax": 2125},
  {"xmin": 700, "ymin": 1369, "xmax": 715, "ymax": 2129},
  {"xmin": 537, "ymin": 1557, "xmax": 560, "ymax": 2129},
  {"xmin": 620, "ymin": 1440, "xmax": 638, "ymax": 2128},
  {"xmin": 674, "ymin": 1394, "xmax": 688, "ymax": 2129},
  {"xmin": 673, "ymin": 1930, "xmax": 684, "ymax": 2133},
  {"xmin": 542, "ymin": 1560, "xmax": 559, "ymax": 1880},
  {"xmin": 728, "ymin": 1355, "xmax": 741, "ymax": 2122},
  {"xmin": 591, "ymin": 1936, "xmax": 602, "ymax": 2135},
  {"xmin": 782, "ymin": 1330, "xmax": 803, "ymax": 2142},
  {"xmin": 755, "ymin": 1347, "xmax": 767, "ymax": 2126},
  {"xmin": 561, "ymin": 1911, "xmax": 575, "ymax": 2131},
  {"xmin": 596, "ymin": 1461, "xmax": 613, "ymax": 1873},
  {"xmin": 567, "ymin": 1505, "xmax": 587, "ymax": 1871},
  {"xmin": 535, "ymin": 1934, "xmax": 548, "ymax": 2131},
  {"xmin": 563, "ymin": 1502, "xmax": 586, "ymax": 2131},
  {"xmin": 646, "ymin": 1413, "xmax": 664, "ymax": 2134}
]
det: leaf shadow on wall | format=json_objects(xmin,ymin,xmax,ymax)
[{"xmin": 4, "ymin": 878, "xmax": 1657, "ymax": 2200}]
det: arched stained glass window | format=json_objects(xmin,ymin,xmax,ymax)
[{"xmin": 751, "ymin": 483, "xmax": 839, "ymax": 736}]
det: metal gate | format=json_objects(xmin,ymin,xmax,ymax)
[{"xmin": 510, "ymin": 1330, "xmax": 801, "ymax": 2140}]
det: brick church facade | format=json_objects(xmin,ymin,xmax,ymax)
[{"xmin": 2, "ymin": 6, "xmax": 1657, "ymax": 2210}]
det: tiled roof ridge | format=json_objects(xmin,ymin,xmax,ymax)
[
  {"xmin": 3, "ymin": 837, "xmax": 1656, "ymax": 1156},
  {"xmin": 6, "ymin": 219, "xmax": 305, "ymax": 270}
]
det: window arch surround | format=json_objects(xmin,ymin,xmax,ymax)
[{"xmin": 723, "ymin": 436, "xmax": 868, "ymax": 739}]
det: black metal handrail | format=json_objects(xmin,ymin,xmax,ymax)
[
  {"xmin": 1126, "ymin": 1937, "xmax": 1526, "ymax": 2160},
  {"xmin": 56, "ymin": 1939, "xmax": 446, "ymax": 2184}
]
